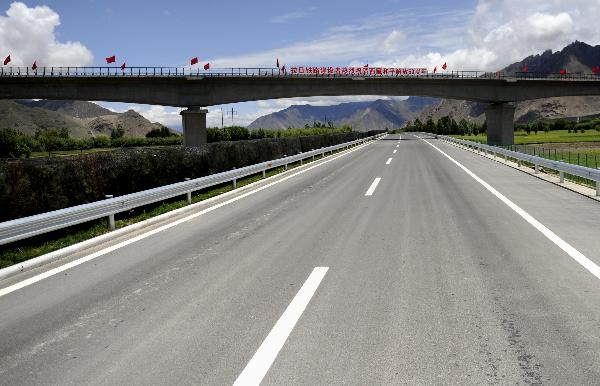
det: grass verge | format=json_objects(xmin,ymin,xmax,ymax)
[{"xmin": 453, "ymin": 130, "xmax": 600, "ymax": 145}]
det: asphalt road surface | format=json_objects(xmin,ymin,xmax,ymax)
[{"xmin": 2, "ymin": 134, "xmax": 600, "ymax": 385}]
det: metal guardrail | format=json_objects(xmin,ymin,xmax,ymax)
[
  {"xmin": 1, "ymin": 67, "xmax": 600, "ymax": 80},
  {"xmin": 436, "ymin": 135, "xmax": 600, "ymax": 195},
  {"xmin": 0, "ymin": 134, "xmax": 385, "ymax": 245}
]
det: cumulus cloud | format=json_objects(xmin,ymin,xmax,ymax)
[
  {"xmin": 525, "ymin": 12, "xmax": 573, "ymax": 40},
  {"xmin": 137, "ymin": 106, "xmax": 183, "ymax": 128},
  {"xmin": 0, "ymin": 2, "xmax": 93, "ymax": 67},
  {"xmin": 212, "ymin": 1, "xmax": 599, "ymax": 74},
  {"xmin": 383, "ymin": 29, "xmax": 406, "ymax": 54}
]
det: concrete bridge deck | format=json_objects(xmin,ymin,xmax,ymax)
[{"xmin": 2, "ymin": 67, "xmax": 600, "ymax": 145}]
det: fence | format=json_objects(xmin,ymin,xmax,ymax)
[
  {"xmin": 2, "ymin": 66, "xmax": 600, "ymax": 80},
  {"xmin": 0, "ymin": 134, "xmax": 385, "ymax": 245},
  {"xmin": 435, "ymin": 135, "xmax": 600, "ymax": 195}
]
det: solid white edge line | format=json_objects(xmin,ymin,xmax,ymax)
[
  {"xmin": 232, "ymin": 266, "xmax": 329, "ymax": 386},
  {"xmin": 0, "ymin": 140, "xmax": 375, "ymax": 298},
  {"xmin": 365, "ymin": 177, "xmax": 382, "ymax": 196},
  {"xmin": 393, "ymin": 150, "xmax": 397, "ymax": 154},
  {"xmin": 386, "ymin": 158, "xmax": 393, "ymax": 165},
  {"xmin": 418, "ymin": 135, "xmax": 600, "ymax": 281}
]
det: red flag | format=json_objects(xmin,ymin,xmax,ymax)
[
  {"xmin": 32, "ymin": 61, "xmax": 37, "ymax": 71},
  {"xmin": 190, "ymin": 57, "xmax": 198, "ymax": 65},
  {"xmin": 3, "ymin": 55, "xmax": 10, "ymax": 65},
  {"xmin": 106, "ymin": 55, "xmax": 116, "ymax": 64},
  {"xmin": 276, "ymin": 58, "xmax": 279, "ymax": 68},
  {"xmin": 592, "ymin": 66, "xmax": 599, "ymax": 74},
  {"xmin": 433, "ymin": 66, "xmax": 437, "ymax": 74},
  {"xmin": 559, "ymin": 69, "xmax": 567, "ymax": 75},
  {"xmin": 523, "ymin": 64, "xmax": 528, "ymax": 73},
  {"xmin": 203, "ymin": 62, "xmax": 210, "ymax": 70},
  {"xmin": 442, "ymin": 62, "xmax": 447, "ymax": 70},
  {"xmin": 120, "ymin": 62, "xmax": 126, "ymax": 71}
]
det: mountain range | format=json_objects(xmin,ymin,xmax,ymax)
[
  {"xmin": 0, "ymin": 99, "xmax": 169, "ymax": 138},
  {"xmin": 248, "ymin": 97, "xmax": 439, "ymax": 131},
  {"xmin": 250, "ymin": 41, "xmax": 600, "ymax": 130}
]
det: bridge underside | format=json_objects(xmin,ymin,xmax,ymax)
[{"xmin": 3, "ymin": 75, "xmax": 599, "ymax": 146}]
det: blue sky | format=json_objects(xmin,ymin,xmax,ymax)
[{"xmin": 1, "ymin": 1, "xmax": 599, "ymax": 128}]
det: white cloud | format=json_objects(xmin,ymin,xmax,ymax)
[
  {"xmin": 383, "ymin": 29, "xmax": 406, "ymax": 54},
  {"xmin": 270, "ymin": 8, "xmax": 315, "ymax": 24},
  {"xmin": 0, "ymin": 2, "xmax": 93, "ymax": 66},
  {"xmin": 137, "ymin": 106, "xmax": 183, "ymax": 128},
  {"xmin": 525, "ymin": 12, "xmax": 573, "ymax": 40},
  {"xmin": 212, "ymin": 2, "xmax": 600, "ymax": 74}
]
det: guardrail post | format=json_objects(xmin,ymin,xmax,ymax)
[
  {"xmin": 185, "ymin": 178, "xmax": 192, "ymax": 204},
  {"xmin": 559, "ymin": 170, "xmax": 564, "ymax": 183},
  {"xmin": 105, "ymin": 195, "xmax": 115, "ymax": 231},
  {"xmin": 232, "ymin": 168, "xmax": 237, "ymax": 189},
  {"xmin": 534, "ymin": 164, "xmax": 539, "ymax": 174},
  {"xmin": 596, "ymin": 179, "xmax": 600, "ymax": 197},
  {"xmin": 262, "ymin": 169, "xmax": 266, "ymax": 178},
  {"xmin": 284, "ymin": 155, "xmax": 288, "ymax": 170},
  {"xmin": 517, "ymin": 159, "xmax": 521, "ymax": 167}
]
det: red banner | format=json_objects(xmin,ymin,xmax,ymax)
[{"xmin": 289, "ymin": 66, "xmax": 428, "ymax": 76}]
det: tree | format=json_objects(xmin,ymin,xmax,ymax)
[
  {"xmin": 413, "ymin": 118, "xmax": 423, "ymax": 131},
  {"xmin": 425, "ymin": 117, "xmax": 436, "ymax": 133},
  {"xmin": 146, "ymin": 126, "xmax": 172, "ymax": 138},
  {"xmin": 111, "ymin": 125, "xmax": 125, "ymax": 139}
]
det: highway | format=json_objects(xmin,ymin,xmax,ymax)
[{"xmin": 2, "ymin": 134, "xmax": 600, "ymax": 385}]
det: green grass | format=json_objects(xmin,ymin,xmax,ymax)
[
  {"xmin": 452, "ymin": 130, "xmax": 600, "ymax": 187},
  {"xmin": 516, "ymin": 147, "xmax": 600, "ymax": 169},
  {"xmin": 0, "ymin": 150, "xmax": 337, "ymax": 269},
  {"xmin": 454, "ymin": 130, "xmax": 600, "ymax": 145}
]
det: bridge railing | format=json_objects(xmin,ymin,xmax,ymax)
[
  {"xmin": 0, "ymin": 133, "xmax": 386, "ymax": 246},
  {"xmin": 434, "ymin": 134, "xmax": 600, "ymax": 194},
  {"xmin": 1, "ymin": 66, "xmax": 599, "ymax": 80}
]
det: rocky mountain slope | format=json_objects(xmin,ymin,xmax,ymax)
[
  {"xmin": 248, "ymin": 97, "xmax": 438, "ymax": 131},
  {"xmin": 0, "ymin": 100, "xmax": 168, "ymax": 138},
  {"xmin": 416, "ymin": 41, "xmax": 600, "ymax": 124}
]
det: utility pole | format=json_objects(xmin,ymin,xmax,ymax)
[{"xmin": 227, "ymin": 108, "xmax": 238, "ymax": 125}]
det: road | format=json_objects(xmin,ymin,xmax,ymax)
[{"xmin": 2, "ymin": 134, "xmax": 600, "ymax": 385}]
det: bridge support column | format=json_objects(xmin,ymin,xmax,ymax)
[
  {"xmin": 181, "ymin": 106, "xmax": 208, "ymax": 146},
  {"xmin": 485, "ymin": 102, "xmax": 515, "ymax": 146}
]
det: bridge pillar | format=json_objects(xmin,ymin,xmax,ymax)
[
  {"xmin": 485, "ymin": 102, "xmax": 515, "ymax": 146},
  {"xmin": 181, "ymin": 106, "xmax": 208, "ymax": 146}
]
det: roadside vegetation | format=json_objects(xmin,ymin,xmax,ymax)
[
  {"xmin": 406, "ymin": 115, "xmax": 600, "ymax": 143},
  {"xmin": 455, "ymin": 129, "xmax": 600, "ymax": 145},
  {"xmin": 0, "ymin": 146, "xmax": 351, "ymax": 269},
  {"xmin": 0, "ymin": 124, "xmax": 354, "ymax": 159}
]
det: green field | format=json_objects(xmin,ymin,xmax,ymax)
[{"xmin": 455, "ymin": 130, "xmax": 600, "ymax": 145}]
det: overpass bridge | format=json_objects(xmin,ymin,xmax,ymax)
[{"xmin": 2, "ymin": 66, "xmax": 600, "ymax": 146}]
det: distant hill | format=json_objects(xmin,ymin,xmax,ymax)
[
  {"xmin": 416, "ymin": 41, "xmax": 600, "ymax": 124},
  {"xmin": 248, "ymin": 97, "xmax": 439, "ymax": 131},
  {"xmin": 0, "ymin": 100, "xmax": 172, "ymax": 138}
]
